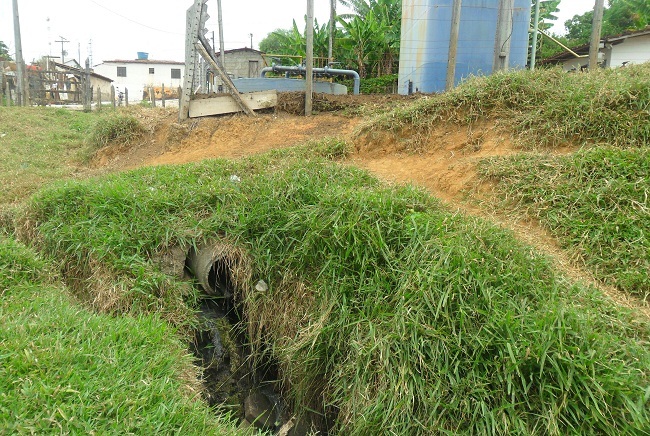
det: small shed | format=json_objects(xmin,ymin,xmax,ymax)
[
  {"xmin": 541, "ymin": 26, "xmax": 650, "ymax": 71},
  {"xmin": 215, "ymin": 48, "xmax": 267, "ymax": 79}
]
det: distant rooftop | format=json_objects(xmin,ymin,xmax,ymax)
[{"xmin": 100, "ymin": 59, "xmax": 184, "ymax": 65}]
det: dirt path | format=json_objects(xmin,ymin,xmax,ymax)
[{"xmin": 92, "ymin": 111, "xmax": 649, "ymax": 318}]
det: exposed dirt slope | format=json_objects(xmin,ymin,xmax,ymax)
[{"xmin": 91, "ymin": 110, "xmax": 649, "ymax": 318}]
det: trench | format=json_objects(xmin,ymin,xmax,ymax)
[{"xmin": 185, "ymin": 243, "xmax": 317, "ymax": 435}]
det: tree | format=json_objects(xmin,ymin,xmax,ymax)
[
  {"xmin": 257, "ymin": 0, "xmax": 402, "ymax": 78},
  {"xmin": 0, "ymin": 41, "xmax": 12, "ymax": 61},
  {"xmin": 564, "ymin": 0, "xmax": 650, "ymax": 46},
  {"xmin": 258, "ymin": 18, "xmax": 331, "ymax": 63},
  {"xmin": 259, "ymin": 29, "xmax": 293, "ymax": 55},
  {"xmin": 530, "ymin": 0, "xmax": 562, "ymax": 61}
]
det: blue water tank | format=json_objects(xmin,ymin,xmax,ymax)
[
  {"xmin": 137, "ymin": 52, "xmax": 149, "ymax": 60},
  {"xmin": 398, "ymin": 0, "xmax": 531, "ymax": 94}
]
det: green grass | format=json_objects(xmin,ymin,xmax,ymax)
[
  {"xmin": 88, "ymin": 112, "xmax": 147, "ymax": 150},
  {"xmin": 0, "ymin": 236, "xmax": 243, "ymax": 434},
  {"xmin": 478, "ymin": 147, "xmax": 650, "ymax": 301},
  {"xmin": 20, "ymin": 144, "xmax": 650, "ymax": 434},
  {"xmin": 0, "ymin": 107, "xmax": 97, "ymax": 204},
  {"xmin": 359, "ymin": 63, "xmax": 650, "ymax": 150}
]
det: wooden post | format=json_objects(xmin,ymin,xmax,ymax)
[
  {"xmin": 110, "ymin": 85, "xmax": 116, "ymax": 109},
  {"xmin": 305, "ymin": 0, "xmax": 314, "ymax": 116},
  {"xmin": 84, "ymin": 59, "xmax": 92, "ymax": 112},
  {"xmin": 494, "ymin": 0, "xmax": 515, "ymax": 72},
  {"xmin": 446, "ymin": 0, "xmax": 462, "ymax": 90},
  {"xmin": 589, "ymin": 0, "xmax": 606, "ymax": 71},
  {"xmin": 530, "ymin": 0, "xmax": 541, "ymax": 69},
  {"xmin": 4, "ymin": 81, "xmax": 10, "ymax": 106},
  {"xmin": 97, "ymin": 86, "xmax": 102, "ymax": 111},
  {"xmin": 150, "ymin": 87, "xmax": 156, "ymax": 107},
  {"xmin": 162, "ymin": 84, "xmax": 166, "ymax": 107},
  {"xmin": 125, "ymin": 88, "xmax": 129, "ymax": 106}
]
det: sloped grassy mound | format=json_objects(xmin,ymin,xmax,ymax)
[
  {"xmin": 21, "ymin": 147, "xmax": 650, "ymax": 434},
  {"xmin": 0, "ymin": 236, "xmax": 241, "ymax": 434},
  {"xmin": 479, "ymin": 147, "xmax": 650, "ymax": 301},
  {"xmin": 359, "ymin": 63, "xmax": 650, "ymax": 149}
]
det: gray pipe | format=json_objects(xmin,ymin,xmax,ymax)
[
  {"xmin": 261, "ymin": 65, "xmax": 360, "ymax": 95},
  {"xmin": 187, "ymin": 243, "xmax": 233, "ymax": 297}
]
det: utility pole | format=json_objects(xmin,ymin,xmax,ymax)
[
  {"xmin": 446, "ymin": 0, "xmax": 462, "ymax": 91},
  {"xmin": 328, "ymin": 0, "xmax": 336, "ymax": 63},
  {"xmin": 305, "ymin": 0, "xmax": 314, "ymax": 116},
  {"xmin": 56, "ymin": 36, "xmax": 69, "ymax": 63},
  {"xmin": 589, "ymin": 0, "xmax": 605, "ymax": 70},
  {"xmin": 12, "ymin": 0, "xmax": 28, "ymax": 106},
  {"xmin": 530, "ymin": 0, "xmax": 541, "ymax": 69},
  {"xmin": 217, "ymin": 0, "xmax": 225, "ymax": 68},
  {"xmin": 494, "ymin": 0, "xmax": 515, "ymax": 72}
]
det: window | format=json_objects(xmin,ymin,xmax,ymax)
[
  {"xmin": 149, "ymin": 67, "xmax": 155, "ymax": 74},
  {"xmin": 171, "ymin": 68, "xmax": 181, "ymax": 79},
  {"xmin": 117, "ymin": 66, "xmax": 127, "ymax": 77}
]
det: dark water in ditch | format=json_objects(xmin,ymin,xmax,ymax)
[{"xmin": 187, "ymin": 257, "xmax": 320, "ymax": 435}]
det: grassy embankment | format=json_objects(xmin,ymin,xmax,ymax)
[
  {"xmin": 16, "ymin": 141, "xmax": 650, "ymax": 434},
  {"xmin": 2, "ymin": 63, "xmax": 650, "ymax": 434},
  {"xmin": 0, "ymin": 107, "xmax": 244, "ymax": 433},
  {"xmin": 360, "ymin": 63, "xmax": 650, "ymax": 301}
]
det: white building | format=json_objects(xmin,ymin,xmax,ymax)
[
  {"xmin": 93, "ymin": 59, "xmax": 184, "ymax": 101},
  {"xmin": 542, "ymin": 27, "xmax": 650, "ymax": 71}
]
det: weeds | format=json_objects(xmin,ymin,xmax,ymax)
[
  {"xmin": 0, "ymin": 236, "xmax": 244, "ymax": 433},
  {"xmin": 0, "ymin": 107, "xmax": 96, "ymax": 203},
  {"xmin": 21, "ymin": 145, "xmax": 650, "ymax": 434},
  {"xmin": 88, "ymin": 113, "xmax": 147, "ymax": 149},
  {"xmin": 479, "ymin": 147, "xmax": 650, "ymax": 301},
  {"xmin": 359, "ymin": 63, "xmax": 650, "ymax": 150}
]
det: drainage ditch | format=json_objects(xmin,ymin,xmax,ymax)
[{"xmin": 186, "ymin": 243, "xmax": 318, "ymax": 435}]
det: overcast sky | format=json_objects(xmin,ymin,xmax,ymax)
[{"xmin": 1, "ymin": 0, "xmax": 596, "ymax": 66}]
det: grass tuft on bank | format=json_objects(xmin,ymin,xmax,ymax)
[
  {"xmin": 20, "ymin": 143, "xmax": 650, "ymax": 434},
  {"xmin": 359, "ymin": 63, "xmax": 650, "ymax": 150},
  {"xmin": 0, "ymin": 236, "xmax": 242, "ymax": 434},
  {"xmin": 479, "ymin": 147, "xmax": 650, "ymax": 301}
]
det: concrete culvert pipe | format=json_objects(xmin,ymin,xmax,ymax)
[{"xmin": 187, "ymin": 243, "xmax": 237, "ymax": 297}]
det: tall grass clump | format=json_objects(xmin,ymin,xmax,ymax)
[
  {"xmin": 21, "ymin": 144, "xmax": 650, "ymax": 434},
  {"xmin": 360, "ymin": 63, "xmax": 650, "ymax": 149},
  {"xmin": 0, "ymin": 236, "xmax": 243, "ymax": 434},
  {"xmin": 89, "ymin": 112, "xmax": 147, "ymax": 149},
  {"xmin": 479, "ymin": 146, "xmax": 650, "ymax": 301}
]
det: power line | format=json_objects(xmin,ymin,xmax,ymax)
[{"xmin": 87, "ymin": 0, "xmax": 184, "ymax": 36}]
